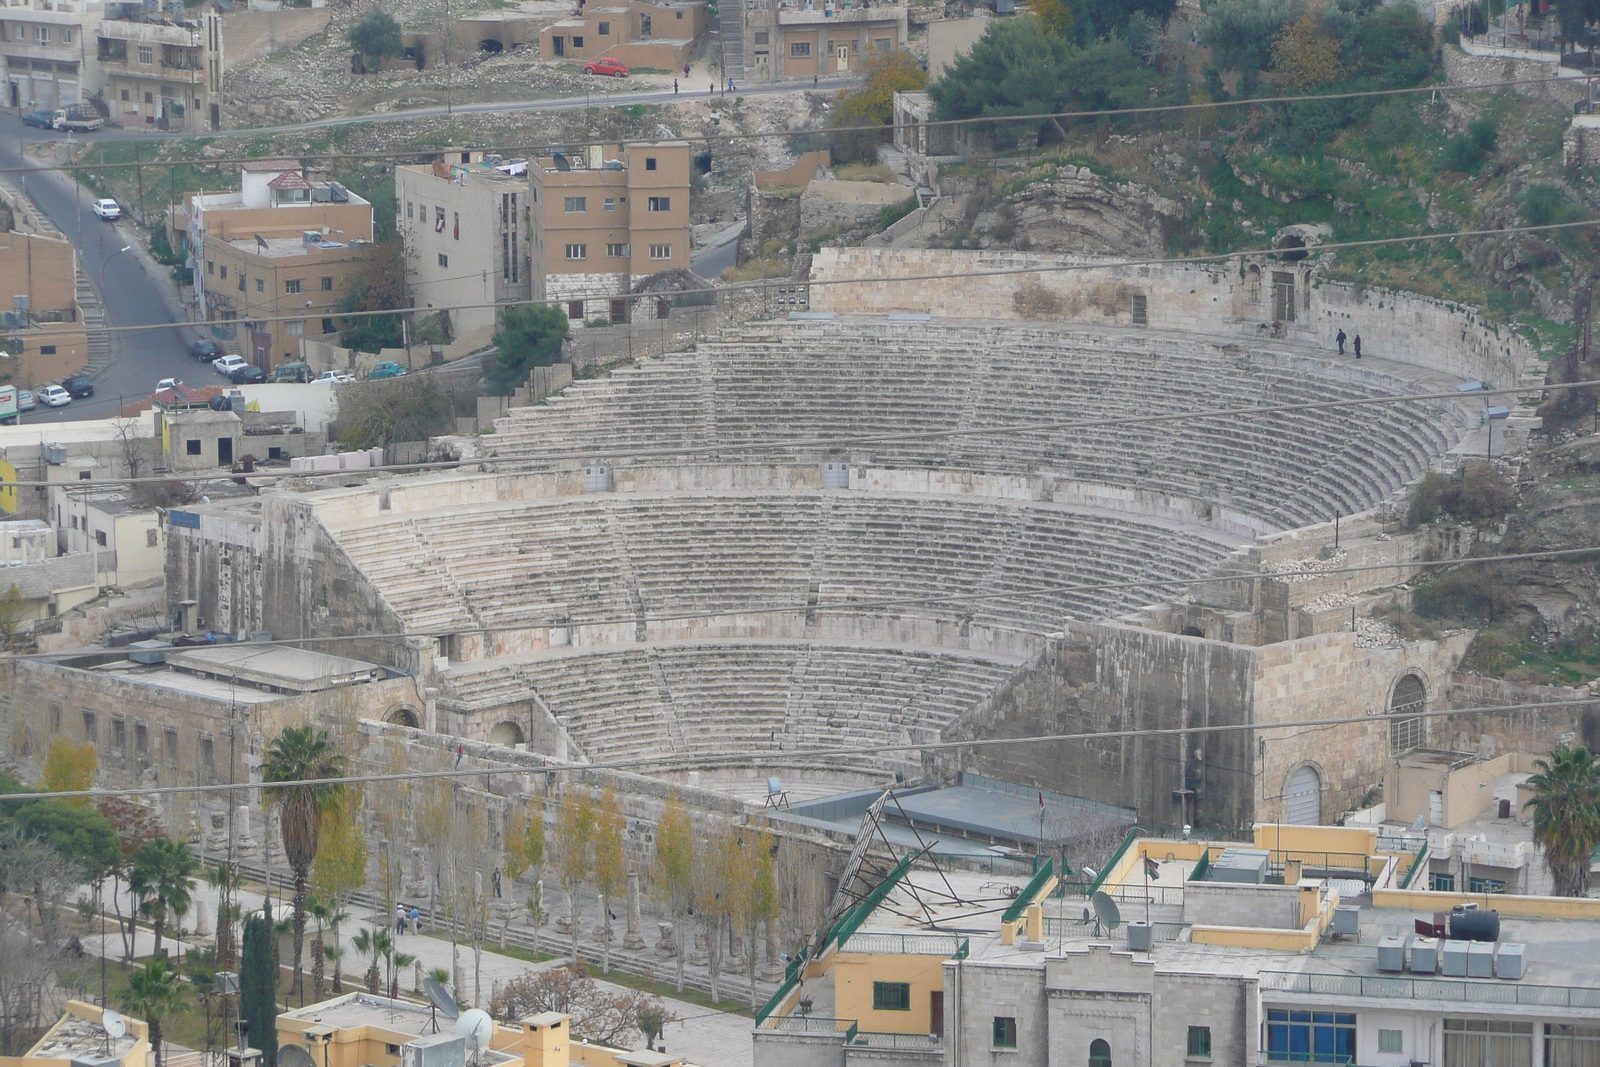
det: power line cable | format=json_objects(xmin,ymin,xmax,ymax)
[
  {"xmin": 12, "ymin": 545, "xmax": 1597, "ymax": 658},
  {"xmin": 5, "ymin": 696, "xmax": 1594, "ymax": 803},
  {"xmin": 10, "ymin": 74, "xmax": 1580, "ymax": 176}
]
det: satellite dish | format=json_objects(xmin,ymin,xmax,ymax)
[
  {"xmin": 102, "ymin": 1011, "xmax": 127, "ymax": 1041},
  {"xmin": 455, "ymin": 1009, "xmax": 493, "ymax": 1052},
  {"xmin": 279, "ymin": 1047, "xmax": 316, "ymax": 1067},
  {"xmin": 425, "ymin": 977, "xmax": 460, "ymax": 1019},
  {"xmin": 1091, "ymin": 891, "xmax": 1122, "ymax": 932}
]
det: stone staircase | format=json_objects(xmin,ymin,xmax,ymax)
[
  {"xmin": 77, "ymin": 267, "xmax": 111, "ymax": 376},
  {"xmin": 718, "ymin": 1, "xmax": 745, "ymax": 83}
]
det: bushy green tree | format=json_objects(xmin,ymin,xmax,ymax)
[
  {"xmin": 128, "ymin": 837, "xmax": 199, "ymax": 957},
  {"xmin": 828, "ymin": 51, "xmax": 926, "ymax": 164},
  {"xmin": 346, "ymin": 11, "xmax": 403, "ymax": 72},
  {"xmin": 929, "ymin": 19, "xmax": 1154, "ymax": 143},
  {"xmin": 1062, "ymin": 0, "xmax": 1174, "ymax": 44},
  {"xmin": 1521, "ymin": 184, "xmax": 1573, "ymax": 227},
  {"xmin": 1199, "ymin": 0, "xmax": 1296, "ymax": 74},
  {"xmin": 339, "ymin": 237, "xmax": 406, "ymax": 354},
  {"xmin": 3, "ymin": 797, "xmax": 120, "ymax": 882},
  {"xmin": 488, "ymin": 305, "xmax": 568, "ymax": 395},
  {"xmin": 239, "ymin": 913, "xmax": 279, "ymax": 1063}
]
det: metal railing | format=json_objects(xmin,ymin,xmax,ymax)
[
  {"xmin": 851, "ymin": 1032, "xmax": 942, "ymax": 1051},
  {"xmin": 842, "ymin": 932, "xmax": 967, "ymax": 956},
  {"xmin": 765, "ymin": 1015, "xmax": 856, "ymax": 1034},
  {"xmin": 1261, "ymin": 970, "xmax": 1600, "ymax": 1009},
  {"xmin": 1045, "ymin": 917, "xmax": 1191, "ymax": 942}
]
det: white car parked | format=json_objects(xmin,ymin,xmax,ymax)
[
  {"xmin": 213, "ymin": 354, "xmax": 247, "ymax": 376},
  {"xmin": 314, "ymin": 370, "xmax": 355, "ymax": 383},
  {"xmin": 92, "ymin": 198, "xmax": 120, "ymax": 221},
  {"xmin": 157, "ymin": 377, "xmax": 183, "ymax": 392},
  {"xmin": 38, "ymin": 384, "xmax": 71, "ymax": 406}
]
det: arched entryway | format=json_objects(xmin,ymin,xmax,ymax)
[
  {"xmin": 1089, "ymin": 1038, "xmax": 1112, "ymax": 1067},
  {"xmin": 1285, "ymin": 764, "xmax": 1322, "ymax": 825},
  {"xmin": 1390, "ymin": 674, "xmax": 1426, "ymax": 755},
  {"xmin": 385, "ymin": 706, "xmax": 420, "ymax": 728},
  {"xmin": 488, "ymin": 720, "xmax": 526, "ymax": 747}
]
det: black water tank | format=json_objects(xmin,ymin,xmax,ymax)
[{"xmin": 1448, "ymin": 907, "xmax": 1500, "ymax": 942}]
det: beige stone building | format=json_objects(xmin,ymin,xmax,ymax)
[
  {"xmin": 0, "ymin": 0, "xmax": 101, "ymax": 111},
  {"xmin": 0, "ymin": 230, "xmax": 87, "ymax": 386},
  {"xmin": 740, "ymin": 0, "xmax": 906, "ymax": 83},
  {"xmin": 180, "ymin": 161, "xmax": 373, "ymax": 371},
  {"xmin": 96, "ymin": 11, "xmax": 220, "ymax": 130},
  {"xmin": 396, "ymin": 156, "xmax": 532, "ymax": 339},
  {"xmin": 539, "ymin": 0, "xmax": 705, "ymax": 71},
  {"xmin": 530, "ymin": 142, "xmax": 691, "ymax": 322}
]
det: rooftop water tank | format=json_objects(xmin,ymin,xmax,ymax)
[{"xmin": 1448, "ymin": 907, "xmax": 1500, "ymax": 943}]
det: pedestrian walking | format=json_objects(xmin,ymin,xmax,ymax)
[
  {"xmin": 673, "ymin": 79, "xmax": 678, "ymax": 93},
  {"xmin": 1335, "ymin": 328, "xmax": 1346, "ymax": 356},
  {"xmin": 409, "ymin": 906, "xmax": 422, "ymax": 933},
  {"xmin": 710, "ymin": 81, "xmax": 715, "ymax": 94},
  {"xmin": 1352, "ymin": 333, "xmax": 1362, "ymax": 359},
  {"xmin": 813, "ymin": 73, "xmax": 818, "ymax": 87},
  {"xmin": 684, "ymin": 63, "xmax": 691, "ymax": 78},
  {"xmin": 395, "ymin": 903, "xmax": 407, "ymax": 934}
]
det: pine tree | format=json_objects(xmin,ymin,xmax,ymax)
[{"xmin": 239, "ymin": 913, "xmax": 279, "ymax": 1064}]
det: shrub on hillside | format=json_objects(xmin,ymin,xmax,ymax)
[{"xmin": 1405, "ymin": 462, "xmax": 1516, "ymax": 528}]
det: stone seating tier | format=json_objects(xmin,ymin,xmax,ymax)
[
  {"xmin": 487, "ymin": 323, "xmax": 1471, "ymax": 532},
  {"xmin": 440, "ymin": 640, "xmax": 1024, "ymax": 772},
  {"xmin": 327, "ymin": 491, "xmax": 1243, "ymax": 643}
]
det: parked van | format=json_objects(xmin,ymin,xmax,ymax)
[{"xmin": 268, "ymin": 361, "xmax": 313, "ymax": 383}]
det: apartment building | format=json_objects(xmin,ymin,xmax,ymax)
[
  {"xmin": 755, "ymin": 823, "xmax": 1600, "ymax": 1067},
  {"xmin": 741, "ymin": 0, "xmax": 906, "ymax": 83},
  {"xmin": 530, "ymin": 142, "xmax": 691, "ymax": 322},
  {"xmin": 0, "ymin": 0, "xmax": 101, "ymax": 111},
  {"xmin": 96, "ymin": 9, "xmax": 220, "ymax": 130},
  {"xmin": 182, "ymin": 161, "xmax": 373, "ymax": 370},
  {"xmin": 0, "ymin": 230, "xmax": 87, "ymax": 385},
  {"xmin": 396, "ymin": 155, "xmax": 533, "ymax": 338},
  {"xmin": 539, "ymin": 0, "xmax": 706, "ymax": 71}
]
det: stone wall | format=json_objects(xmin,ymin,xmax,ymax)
[
  {"xmin": 220, "ymin": 7, "xmax": 333, "ymax": 68},
  {"xmin": 808, "ymin": 248, "xmax": 1537, "ymax": 391},
  {"xmin": 743, "ymin": 186, "xmax": 802, "ymax": 265},
  {"xmin": 1183, "ymin": 881, "xmax": 1305, "ymax": 930},
  {"xmin": 1442, "ymin": 41, "xmax": 1586, "ymax": 110},
  {"xmin": 1441, "ymin": 673, "xmax": 1600, "ymax": 754},
  {"xmin": 798, "ymin": 181, "xmax": 913, "ymax": 241}
]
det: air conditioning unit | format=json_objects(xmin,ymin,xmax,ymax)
[
  {"xmin": 43, "ymin": 443, "xmax": 68, "ymax": 465},
  {"xmin": 1495, "ymin": 942, "xmax": 1526, "ymax": 980},
  {"xmin": 1376, "ymin": 936, "xmax": 1406, "ymax": 973},
  {"xmin": 1332, "ymin": 906, "xmax": 1359, "ymax": 937}
]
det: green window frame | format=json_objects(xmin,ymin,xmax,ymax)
[
  {"xmin": 1187, "ymin": 1026, "xmax": 1211, "ymax": 1058},
  {"xmin": 993, "ymin": 1016, "xmax": 1017, "ymax": 1049},
  {"xmin": 871, "ymin": 981, "xmax": 910, "ymax": 1012}
]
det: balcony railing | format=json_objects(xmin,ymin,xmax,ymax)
[
  {"xmin": 764, "ymin": 1015, "xmax": 858, "ymax": 1040},
  {"xmin": 850, "ymin": 1032, "xmax": 941, "ymax": 1051},
  {"xmin": 1261, "ymin": 970, "xmax": 1600, "ymax": 1010},
  {"xmin": 842, "ymin": 933, "xmax": 967, "ymax": 956}
]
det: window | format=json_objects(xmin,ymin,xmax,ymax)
[
  {"xmin": 871, "ymin": 982, "xmax": 910, "ymax": 1012},
  {"xmin": 287, "ymin": 321, "xmax": 304, "ymax": 337},
  {"xmin": 321, "ymin": 276, "xmax": 333, "ymax": 290},
  {"xmin": 82, "ymin": 710, "xmax": 96, "ymax": 743},
  {"xmin": 1131, "ymin": 293, "xmax": 1148, "ymax": 326},
  {"xmin": 1379, "ymin": 1030, "xmax": 1403, "ymax": 1054},
  {"xmin": 384, "ymin": 1045, "xmax": 401, "ymax": 1057},
  {"xmin": 992, "ymin": 1017, "xmax": 1016, "ymax": 1050},
  {"xmin": 791, "ymin": 41, "xmax": 810, "ymax": 56},
  {"xmin": 163, "ymin": 727, "xmax": 178, "ymax": 766},
  {"xmin": 453, "ymin": 211, "xmax": 459, "ymax": 239},
  {"xmin": 144, "ymin": 91, "xmax": 153, "ymax": 103},
  {"xmin": 63, "ymin": 29, "xmax": 71, "ymax": 43},
  {"xmin": 564, "ymin": 196, "xmax": 587, "ymax": 212},
  {"xmin": 1444, "ymin": 1019, "xmax": 1532, "ymax": 1067},
  {"xmin": 219, "ymin": 265, "xmax": 227, "ymax": 279},
  {"xmin": 406, "ymin": 201, "xmax": 413, "ymax": 219},
  {"xmin": 146, "ymin": 528, "xmax": 159, "ymax": 547},
  {"xmin": 237, "ymin": 274, "xmax": 245, "ymax": 292},
  {"xmin": 567, "ymin": 301, "xmax": 584, "ymax": 319},
  {"xmin": 70, "ymin": 516, "xmax": 78, "ymax": 530},
  {"xmin": 134, "ymin": 722, "xmax": 148, "ymax": 760},
  {"xmin": 640, "ymin": 13, "xmax": 651, "ymax": 35},
  {"xmin": 186, "ymin": 439, "xmax": 201, "ymax": 456},
  {"xmin": 207, "ymin": 259, "xmax": 214, "ymax": 275},
  {"xmin": 645, "ymin": 156, "xmax": 657, "ymax": 171},
  {"xmin": 1089, "ymin": 1039, "xmax": 1111, "ymax": 1067},
  {"xmin": 649, "ymin": 243, "xmax": 672, "ymax": 259},
  {"xmin": 597, "ymin": 20, "xmax": 609, "ymax": 33},
  {"xmin": 755, "ymin": 30, "xmax": 769, "ymax": 43},
  {"xmin": 40, "ymin": 344, "xmax": 54, "ymax": 354},
  {"xmin": 606, "ymin": 243, "xmax": 629, "ymax": 258},
  {"xmin": 1187, "ymin": 1027, "xmax": 1211, "ymax": 1059},
  {"xmin": 647, "ymin": 196, "xmax": 670, "ymax": 212},
  {"xmin": 35, "ymin": 25, "xmax": 47, "ymax": 41},
  {"xmin": 137, "ymin": 44, "xmax": 151, "ymax": 63},
  {"xmin": 1469, "ymin": 876, "xmax": 1507, "ymax": 894},
  {"xmin": 565, "ymin": 243, "xmax": 587, "ymax": 260},
  {"xmin": 199, "ymin": 735, "xmax": 214, "ymax": 782},
  {"xmin": 572, "ymin": 35, "xmax": 583, "ymax": 47},
  {"xmin": 111, "ymin": 716, "xmax": 125, "ymax": 752},
  {"xmin": 437, "ymin": 252, "xmax": 449, "ymax": 268},
  {"xmin": 604, "ymin": 197, "xmax": 616, "ymax": 211},
  {"xmin": 322, "ymin": 318, "xmax": 336, "ymax": 334},
  {"xmin": 872, "ymin": 36, "xmax": 890, "ymax": 51},
  {"xmin": 1390, "ymin": 675, "xmax": 1426, "ymax": 755},
  {"xmin": 435, "ymin": 206, "xmax": 445, "ymax": 232},
  {"xmin": 95, "ymin": 530, "xmax": 107, "ymax": 547},
  {"xmin": 120, "ymin": 88, "xmax": 129, "ymax": 101},
  {"xmin": 1546, "ymin": 1024, "xmax": 1600, "ymax": 1067},
  {"xmin": 1431, "ymin": 872, "xmax": 1457, "ymax": 891},
  {"xmin": 268, "ymin": 446, "xmax": 284, "ymax": 460},
  {"xmin": 1266, "ymin": 1011, "xmax": 1355, "ymax": 1064},
  {"xmin": 285, "ymin": 278, "xmax": 301, "ymax": 294}
]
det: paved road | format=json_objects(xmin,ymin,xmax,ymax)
[{"xmin": 1, "ymin": 119, "xmax": 199, "ymax": 422}]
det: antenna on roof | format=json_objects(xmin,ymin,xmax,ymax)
[
  {"xmin": 424, "ymin": 976, "xmax": 459, "ymax": 1033},
  {"xmin": 254, "ymin": 233, "xmax": 267, "ymax": 251},
  {"xmin": 1090, "ymin": 891, "xmax": 1122, "ymax": 937}
]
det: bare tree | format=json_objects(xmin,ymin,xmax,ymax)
[
  {"xmin": 111, "ymin": 416, "xmax": 150, "ymax": 480},
  {"xmin": 489, "ymin": 966, "xmax": 676, "ymax": 1047},
  {"xmin": 0, "ymin": 827, "xmax": 76, "ymax": 1053}
]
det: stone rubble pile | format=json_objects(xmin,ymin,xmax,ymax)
[
  {"xmin": 1354, "ymin": 615, "xmax": 1403, "ymax": 649},
  {"xmin": 1262, "ymin": 549, "xmax": 1349, "ymax": 582}
]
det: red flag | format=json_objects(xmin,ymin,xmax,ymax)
[{"xmin": 1038, "ymin": 791, "xmax": 1045, "ymax": 808}]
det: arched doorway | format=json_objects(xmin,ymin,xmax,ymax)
[
  {"xmin": 1390, "ymin": 675, "xmax": 1426, "ymax": 755},
  {"xmin": 1089, "ymin": 1038, "xmax": 1112, "ymax": 1067},
  {"xmin": 1285, "ymin": 764, "xmax": 1322, "ymax": 825},
  {"xmin": 386, "ymin": 706, "xmax": 420, "ymax": 728},
  {"xmin": 489, "ymin": 720, "xmax": 525, "ymax": 747},
  {"xmin": 1180, "ymin": 625, "xmax": 1204, "ymax": 637}
]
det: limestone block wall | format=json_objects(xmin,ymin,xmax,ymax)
[
  {"xmin": 1183, "ymin": 881, "xmax": 1305, "ymax": 930},
  {"xmin": 1440, "ymin": 673, "xmax": 1599, "ymax": 754},
  {"xmin": 809, "ymin": 248, "xmax": 1535, "ymax": 390},
  {"xmin": 1442, "ymin": 41, "xmax": 1586, "ymax": 110},
  {"xmin": 948, "ymin": 960, "xmax": 1049, "ymax": 1067},
  {"xmin": 164, "ymin": 508, "xmax": 266, "ymax": 637},
  {"xmin": 799, "ymin": 181, "xmax": 911, "ymax": 240},
  {"xmin": 219, "ymin": 8, "xmax": 333, "ymax": 67}
]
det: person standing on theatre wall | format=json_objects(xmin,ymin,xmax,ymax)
[
  {"xmin": 1353, "ymin": 333, "xmax": 1362, "ymax": 359},
  {"xmin": 1336, "ymin": 328, "xmax": 1346, "ymax": 355}
]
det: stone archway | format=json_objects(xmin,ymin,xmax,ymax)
[
  {"xmin": 385, "ymin": 706, "xmax": 421, "ymax": 728},
  {"xmin": 488, "ymin": 720, "xmax": 525, "ymax": 747},
  {"xmin": 1285, "ymin": 763, "xmax": 1323, "ymax": 825},
  {"xmin": 1389, "ymin": 674, "xmax": 1427, "ymax": 755}
]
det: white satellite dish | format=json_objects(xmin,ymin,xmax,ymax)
[
  {"xmin": 455, "ymin": 1009, "xmax": 493, "ymax": 1053},
  {"xmin": 102, "ymin": 1010, "xmax": 128, "ymax": 1041}
]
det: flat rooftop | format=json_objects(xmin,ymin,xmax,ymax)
[
  {"xmin": 280, "ymin": 993, "xmax": 521, "ymax": 1059},
  {"xmin": 165, "ymin": 644, "xmax": 386, "ymax": 692},
  {"xmin": 28, "ymin": 1010, "xmax": 139, "ymax": 1060},
  {"xmin": 227, "ymin": 235, "xmax": 352, "ymax": 257}
]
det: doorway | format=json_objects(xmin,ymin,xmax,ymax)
[
  {"xmin": 217, "ymin": 437, "xmax": 233, "ymax": 467},
  {"xmin": 836, "ymin": 45, "xmax": 849, "ymax": 72},
  {"xmin": 929, "ymin": 992, "xmax": 943, "ymax": 1037},
  {"xmin": 552, "ymin": 35, "xmax": 565, "ymax": 56},
  {"xmin": 1271, "ymin": 271, "xmax": 1296, "ymax": 322}
]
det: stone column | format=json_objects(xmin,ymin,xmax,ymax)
[
  {"xmin": 624, "ymin": 872, "xmax": 645, "ymax": 950},
  {"xmin": 235, "ymin": 804, "xmax": 258, "ymax": 856}
]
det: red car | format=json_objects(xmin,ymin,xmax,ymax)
[{"xmin": 583, "ymin": 57, "xmax": 629, "ymax": 77}]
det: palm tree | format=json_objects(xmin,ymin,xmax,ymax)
[
  {"xmin": 307, "ymin": 897, "xmax": 348, "ymax": 1000},
  {"xmin": 352, "ymin": 927, "xmax": 390, "ymax": 994},
  {"xmin": 127, "ymin": 838, "xmax": 199, "ymax": 958},
  {"xmin": 391, "ymin": 951, "xmax": 416, "ymax": 998},
  {"xmin": 1524, "ymin": 744, "xmax": 1600, "ymax": 897},
  {"xmin": 261, "ymin": 726, "xmax": 347, "ymax": 999},
  {"xmin": 119, "ymin": 957, "xmax": 189, "ymax": 1067},
  {"xmin": 323, "ymin": 943, "xmax": 346, "ymax": 995}
]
